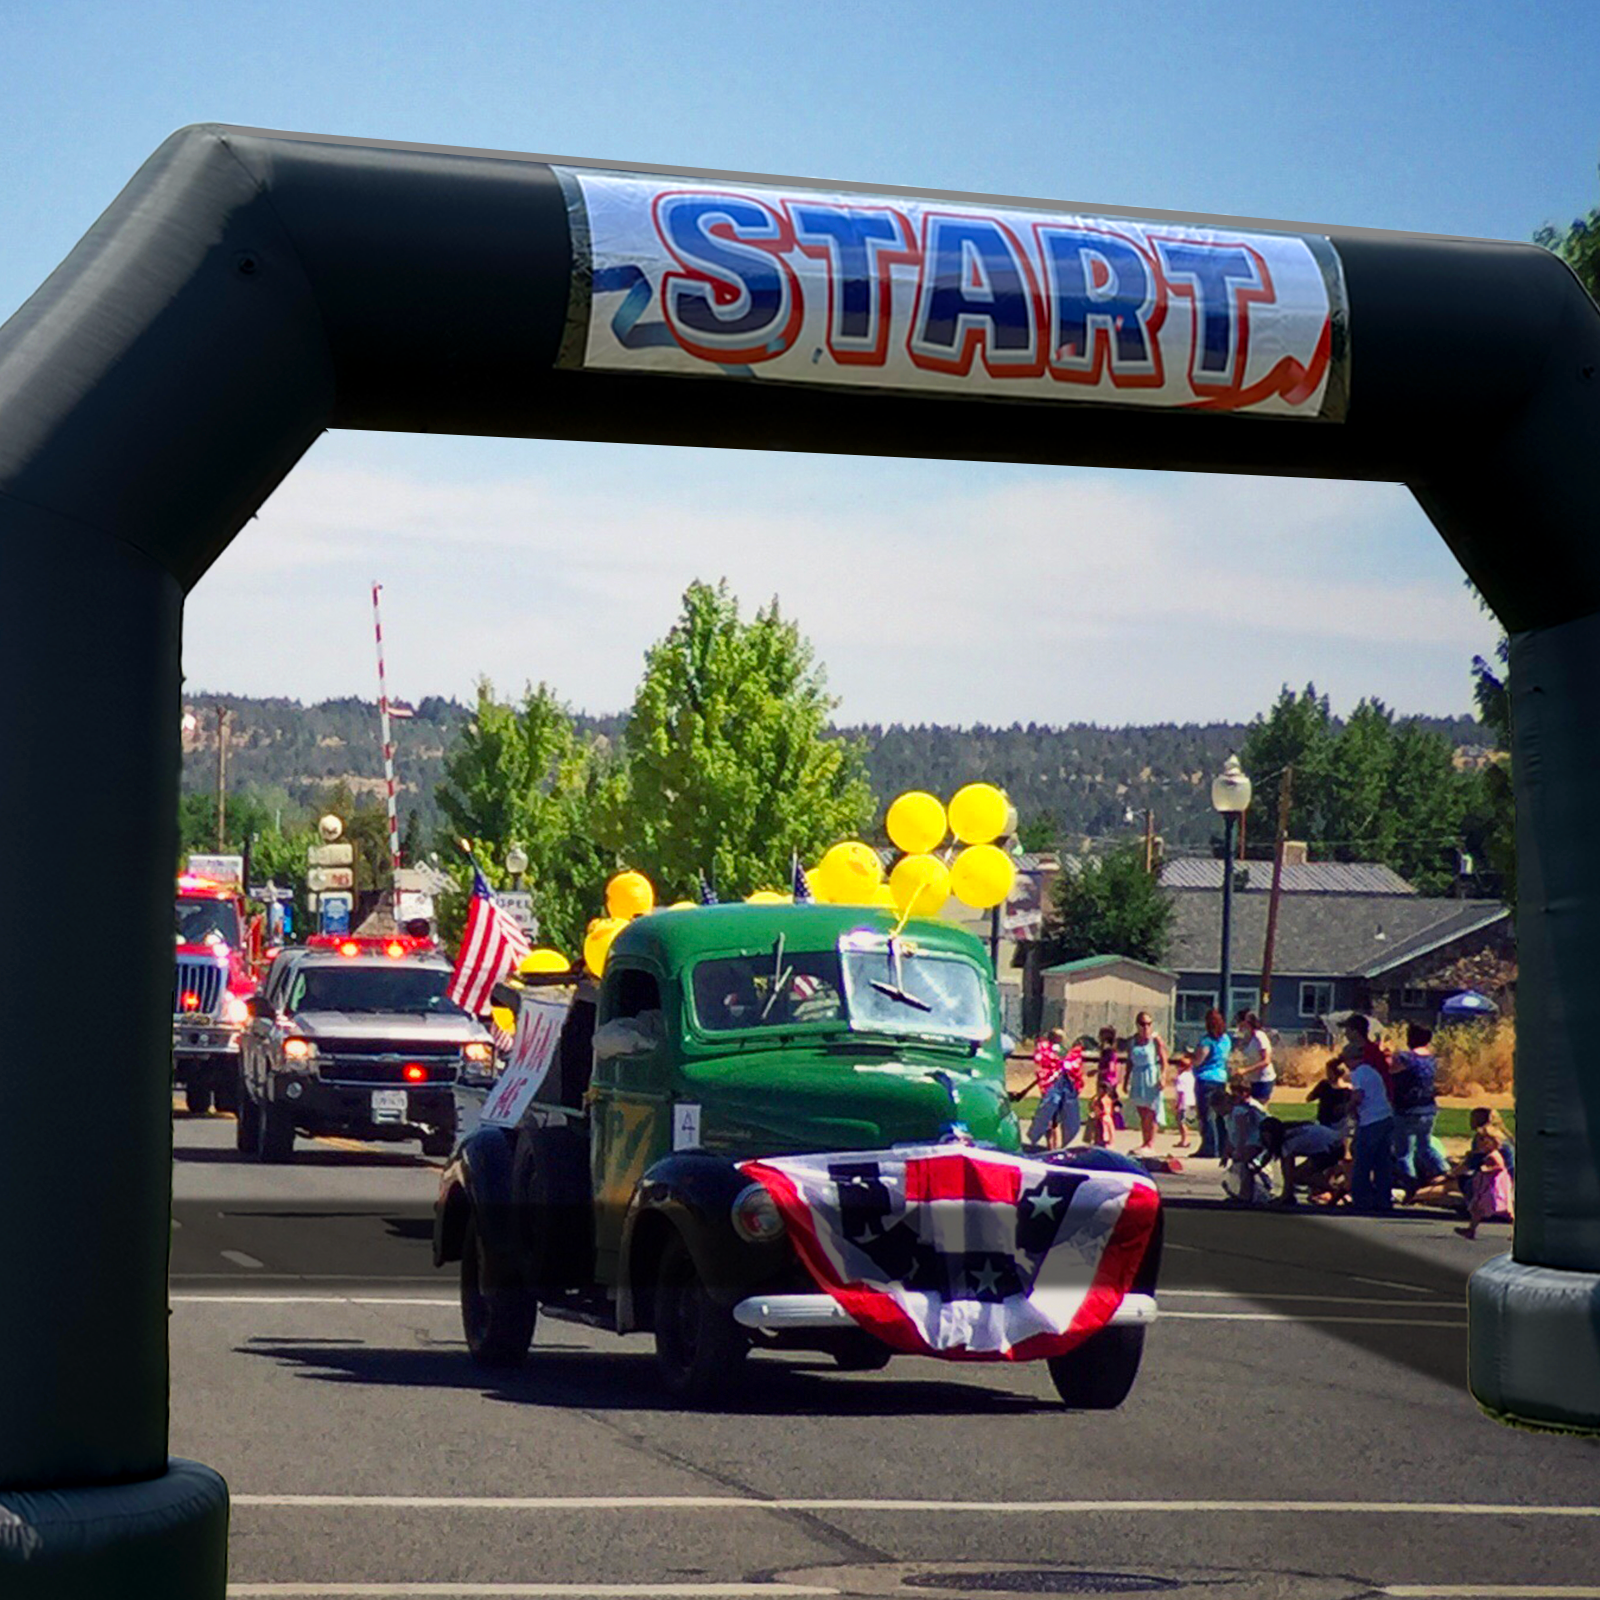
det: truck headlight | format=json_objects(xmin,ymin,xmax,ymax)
[
  {"xmin": 283, "ymin": 1037, "xmax": 317, "ymax": 1062},
  {"xmin": 221, "ymin": 993, "xmax": 250, "ymax": 1026},
  {"xmin": 462, "ymin": 1041, "xmax": 493, "ymax": 1065},
  {"xmin": 731, "ymin": 1183, "xmax": 785, "ymax": 1244}
]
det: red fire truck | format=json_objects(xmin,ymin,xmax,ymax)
[{"xmin": 173, "ymin": 871, "xmax": 261, "ymax": 1114}]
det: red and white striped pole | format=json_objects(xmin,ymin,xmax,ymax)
[{"xmin": 372, "ymin": 582, "xmax": 403, "ymax": 919}]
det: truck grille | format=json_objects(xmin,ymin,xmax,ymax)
[
  {"xmin": 173, "ymin": 956, "xmax": 226, "ymax": 1019},
  {"xmin": 318, "ymin": 1054, "xmax": 460, "ymax": 1086}
]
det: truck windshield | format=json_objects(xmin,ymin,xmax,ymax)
[
  {"xmin": 837, "ymin": 932, "xmax": 992, "ymax": 1044},
  {"xmin": 692, "ymin": 950, "xmax": 845, "ymax": 1032},
  {"xmin": 288, "ymin": 965, "xmax": 467, "ymax": 1017},
  {"xmin": 176, "ymin": 898, "xmax": 238, "ymax": 948}
]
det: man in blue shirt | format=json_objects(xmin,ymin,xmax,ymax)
[{"xmin": 1391, "ymin": 1023, "xmax": 1448, "ymax": 1199}]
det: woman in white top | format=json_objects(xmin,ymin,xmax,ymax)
[{"xmin": 1232, "ymin": 1010, "xmax": 1276, "ymax": 1104}]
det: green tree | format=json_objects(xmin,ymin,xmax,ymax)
[
  {"xmin": 1535, "ymin": 166, "xmax": 1599, "ymax": 301},
  {"xmin": 1465, "ymin": 639, "xmax": 1516, "ymax": 908},
  {"xmin": 1017, "ymin": 812, "xmax": 1059, "ymax": 853},
  {"xmin": 1325, "ymin": 698, "xmax": 1399, "ymax": 863},
  {"xmin": 433, "ymin": 680, "xmax": 609, "ymax": 951},
  {"xmin": 1042, "ymin": 842, "xmax": 1174, "ymax": 966},
  {"xmin": 599, "ymin": 580, "xmax": 874, "ymax": 898},
  {"xmin": 1239, "ymin": 684, "xmax": 1335, "ymax": 847},
  {"xmin": 1385, "ymin": 718, "xmax": 1470, "ymax": 894}
]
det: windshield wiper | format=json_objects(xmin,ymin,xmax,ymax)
[
  {"xmin": 870, "ymin": 936, "xmax": 933, "ymax": 1012},
  {"xmin": 759, "ymin": 933, "xmax": 793, "ymax": 1023}
]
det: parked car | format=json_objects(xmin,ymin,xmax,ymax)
[
  {"xmin": 434, "ymin": 903, "xmax": 1161, "ymax": 1407},
  {"xmin": 238, "ymin": 937, "xmax": 493, "ymax": 1161}
]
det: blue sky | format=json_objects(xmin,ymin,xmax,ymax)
[{"xmin": 3, "ymin": 0, "xmax": 1595, "ymax": 723}]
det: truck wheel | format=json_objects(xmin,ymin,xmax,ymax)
[
  {"xmin": 653, "ymin": 1234, "xmax": 748, "ymax": 1404},
  {"xmin": 213, "ymin": 1071, "xmax": 239, "ymax": 1115},
  {"xmin": 184, "ymin": 1083, "xmax": 213, "ymax": 1117},
  {"xmin": 257, "ymin": 1100, "xmax": 296, "ymax": 1164},
  {"xmin": 1045, "ymin": 1325, "xmax": 1145, "ymax": 1410},
  {"xmin": 420, "ymin": 1128, "xmax": 455, "ymax": 1159},
  {"xmin": 460, "ymin": 1211, "xmax": 537, "ymax": 1368},
  {"xmin": 235, "ymin": 1083, "xmax": 261, "ymax": 1153},
  {"xmin": 830, "ymin": 1332, "xmax": 893, "ymax": 1372}
]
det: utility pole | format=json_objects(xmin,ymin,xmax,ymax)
[
  {"xmin": 215, "ymin": 704, "xmax": 228, "ymax": 850},
  {"xmin": 1143, "ymin": 808, "xmax": 1156, "ymax": 875},
  {"xmin": 1259, "ymin": 765, "xmax": 1294, "ymax": 1012}
]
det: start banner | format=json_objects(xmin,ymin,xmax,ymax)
[{"xmin": 556, "ymin": 168, "xmax": 1349, "ymax": 422}]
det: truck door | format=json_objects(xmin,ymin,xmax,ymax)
[{"xmin": 588, "ymin": 962, "xmax": 670, "ymax": 1282}]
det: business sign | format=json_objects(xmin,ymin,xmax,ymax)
[
  {"xmin": 307, "ymin": 842, "xmax": 354, "ymax": 867},
  {"xmin": 557, "ymin": 169, "xmax": 1349, "ymax": 422},
  {"xmin": 187, "ymin": 853, "xmax": 244, "ymax": 888},
  {"xmin": 307, "ymin": 866, "xmax": 354, "ymax": 892},
  {"xmin": 497, "ymin": 889, "xmax": 538, "ymax": 938},
  {"xmin": 480, "ymin": 991, "xmax": 571, "ymax": 1127},
  {"xmin": 318, "ymin": 893, "xmax": 353, "ymax": 935}
]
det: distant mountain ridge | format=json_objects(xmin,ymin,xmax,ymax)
[{"xmin": 180, "ymin": 693, "xmax": 1484, "ymax": 851}]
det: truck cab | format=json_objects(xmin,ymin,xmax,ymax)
[
  {"xmin": 172, "ymin": 873, "xmax": 258, "ymax": 1114},
  {"xmin": 435, "ymin": 903, "xmax": 1159, "ymax": 1407}
]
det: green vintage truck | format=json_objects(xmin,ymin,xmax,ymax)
[{"xmin": 433, "ymin": 902, "xmax": 1161, "ymax": 1406}]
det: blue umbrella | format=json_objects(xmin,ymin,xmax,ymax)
[{"xmin": 1440, "ymin": 990, "xmax": 1498, "ymax": 1017}]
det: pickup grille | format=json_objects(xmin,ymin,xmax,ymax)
[
  {"xmin": 316, "ymin": 1053, "xmax": 460, "ymax": 1086},
  {"xmin": 173, "ymin": 956, "xmax": 226, "ymax": 1019}
]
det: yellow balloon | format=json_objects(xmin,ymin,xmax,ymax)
[
  {"xmin": 889, "ymin": 853, "xmax": 951, "ymax": 918},
  {"xmin": 490, "ymin": 1004, "xmax": 516, "ymax": 1039},
  {"xmin": 950, "ymin": 843, "xmax": 1016, "ymax": 910},
  {"xmin": 871, "ymin": 884, "xmax": 898, "ymax": 910},
  {"xmin": 518, "ymin": 947, "xmax": 569, "ymax": 975},
  {"xmin": 948, "ymin": 783, "xmax": 1010, "ymax": 846},
  {"xmin": 583, "ymin": 916, "xmax": 626, "ymax": 977},
  {"xmin": 606, "ymin": 870, "xmax": 655, "ymax": 920},
  {"xmin": 816, "ymin": 841, "xmax": 883, "ymax": 904},
  {"xmin": 886, "ymin": 791, "xmax": 947, "ymax": 855},
  {"xmin": 745, "ymin": 889, "xmax": 788, "ymax": 904},
  {"xmin": 666, "ymin": 899, "xmax": 698, "ymax": 911}
]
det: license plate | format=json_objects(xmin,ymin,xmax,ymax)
[{"xmin": 371, "ymin": 1089, "xmax": 409, "ymax": 1122}]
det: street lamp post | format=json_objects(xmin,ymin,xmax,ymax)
[
  {"xmin": 505, "ymin": 844, "xmax": 528, "ymax": 891},
  {"xmin": 1211, "ymin": 755, "xmax": 1252, "ymax": 1019}
]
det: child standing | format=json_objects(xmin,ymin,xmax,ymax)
[
  {"xmin": 1087, "ymin": 1027, "xmax": 1122, "ymax": 1147},
  {"xmin": 1173, "ymin": 1056, "xmax": 1196, "ymax": 1150}
]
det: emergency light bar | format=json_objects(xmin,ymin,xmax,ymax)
[{"xmin": 305, "ymin": 933, "xmax": 435, "ymax": 957}]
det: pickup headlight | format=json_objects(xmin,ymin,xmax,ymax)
[
  {"xmin": 462, "ymin": 1041, "xmax": 493, "ymax": 1065},
  {"xmin": 731, "ymin": 1182, "xmax": 785, "ymax": 1244},
  {"xmin": 283, "ymin": 1037, "xmax": 317, "ymax": 1062},
  {"xmin": 220, "ymin": 993, "xmax": 250, "ymax": 1026}
]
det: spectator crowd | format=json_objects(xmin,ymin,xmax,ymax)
[{"xmin": 1018, "ymin": 1010, "xmax": 1515, "ymax": 1234}]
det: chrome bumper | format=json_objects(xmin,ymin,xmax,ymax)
[
  {"xmin": 172, "ymin": 1025, "xmax": 240, "ymax": 1056},
  {"xmin": 732, "ymin": 1291, "xmax": 1158, "ymax": 1333}
]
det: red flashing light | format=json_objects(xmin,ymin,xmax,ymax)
[
  {"xmin": 306, "ymin": 934, "xmax": 436, "ymax": 956},
  {"xmin": 403, "ymin": 1064, "xmax": 427, "ymax": 1083},
  {"xmin": 385, "ymin": 941, "xmax": 405, "ymax": 958},
  {"xmin": 339, "ymin": 941, "xmax": 360, "ymax": 957},
  {"xmin": 180, "ymin": 991, "xmax": 201, "ymax": 1011}
]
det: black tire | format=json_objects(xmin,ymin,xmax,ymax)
[
  {"xmin": 235, "ymin": 1082, "xmax": 261, "ymax": 1152},
  {"xmin": 257, "ymin": 1099, "xmax": 296, "ymax": 1164},
  {"xmin": 1046, "ymin": 1325, "xmax": 1145, "ymax": 1410},
  {"xmin": 460, "ymin": 1211, "xmax": 538, "ymax": 1368},
  {"xmin": 830, "ymin": 1332, "xmax": 893, "ymax": 1372},
  {"xmin": 420, "ymin": 1128, "xmax": 454, "ymax": 1159},
  {"xmin": 184, "ymin": 1082, "xmax": 213, "ymax": 1117},
  {"xmin": 653, "ymin": 1233, "xmax": 749, "ymax": 1404},
  {"xmin": 213, "ymin": 1072, "xmax": 239, "ymax": 1115}
]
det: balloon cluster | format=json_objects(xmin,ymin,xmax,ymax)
[
  {"xmin": 583, "ymin": 870, "xmax": 656, "ymax": 976},
  {"xmin": 808, "ymin": 783, "xmax": 1017, "ymax": 922}
]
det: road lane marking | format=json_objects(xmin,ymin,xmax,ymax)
[
  {"xmin": 1161, "ymin": 1290, "xmax": 1454, "ymax": 1307},
  {"xmin": 173, "ymin": 1295, "xmax": 455, "ymax": 1306},
  {"xmin": 1161, "ymin": 1312, "xmax": 1465, "ymax": 1327},
  {"xmin": 227, "ymin": 1496, "xmax": 1600, "ymax": 1517},
  {"xmin": 227, "ymin": 1586, "xmax": 837, "ymax": 1597},
  {"xmin": 1384, "ymin": 1590, "xmax": 1600, "ymax": 1598},
  {"xmin": 1354, "ymin": 1276, "xmax": 1437, "ymax": 1294},
  {"xmin": 220, "ymin": 1251, "xmax": 265, "ymax": 1269}
]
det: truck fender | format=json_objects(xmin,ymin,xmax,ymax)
[
  {"xmin": 617, "ymin": 1152, "xmax": 781, "ymax": 1332},
  {"xmin": 433, "ymin": 1124, "xmax": 517, "ymax": 1270}
]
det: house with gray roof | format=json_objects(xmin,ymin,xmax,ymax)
[{"xmin": 1164, "ymin": 873, "xmax": 1513, "ymax": 1045}]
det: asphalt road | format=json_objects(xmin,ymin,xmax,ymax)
[{"xmin": 170, "ymin": 1108, "xmax": 1600, "ymax": 1600}]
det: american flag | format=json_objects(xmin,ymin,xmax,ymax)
[
  {"xmin": 740, "ymin": 1146, "xmax": 1158, "ymax": 1361},
  {"xmin": 447, "ymin": 866, "xmax": 531, "ymax": 1017},
  {"xmin": 792, "ymin": 853, "xmax": 814, "ymax": 903}
]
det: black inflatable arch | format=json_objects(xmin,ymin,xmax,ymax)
[{"xmin": 2, "ymin": 126, "xmax": 1597, "ymax": 1594}]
